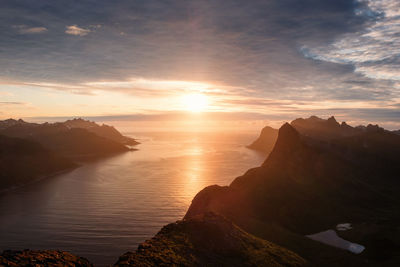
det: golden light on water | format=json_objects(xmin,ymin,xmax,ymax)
[{"xmin": 182, "ymin": 93, "xmax": 209, "ymax": 112}]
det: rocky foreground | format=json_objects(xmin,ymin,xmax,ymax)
[
  {"xmin": 0, "ymin": 250, "xmax": 93, "ymax": 266},
  {"xmin": 114, "ymin": 213, "xmax": 307, "ymax": 267}
]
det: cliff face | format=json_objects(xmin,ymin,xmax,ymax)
[
  {"xmin": 0, "ymin": 250, "xmax": 93, "ymax": 266},
  {"xmin": 114, "ymin": 213, "xmax": 307, "ymax": 267}
]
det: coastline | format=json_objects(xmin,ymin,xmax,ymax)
[
  {"xmin": 0, "ymin": 165, "xmax": 80, "ymax": 195},
  {"xmin": 0, "ymin": 148, "xmax": 137, "ymax": 195}
]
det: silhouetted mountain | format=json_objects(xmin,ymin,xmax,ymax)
[
  {"xmin": 115, "ymin": 213, "xmax": 307, "ymax": 267},
  {"xmin": 184, "ymin": 117, "xmax": 400, "ymax": 266},
  {"xmin": 64, "ymin": 118, "xmax": 139, "ymax": 145},
  {"xmin": 290, "ymin": 115, "xmax": 361, "ymax": 140},
  {"xmin": 247, "ymin": 126, "xmax": 278, "ymax": 154},
  {"xmin": 0, "ymin": 118, "xmax": 137, "ymax": 160},
  {"xmin": 0, "ymin": 135, "xmax": 74, "ymax": 190},
  {"xmin": 393, "ymin": 130, "xmax": 400, "ymax": 135},
  {"xmin": 0, "ymin": 250, "xmax": 93, "ymax": 266},
  {"xmin": 0, "ymin": 118, "xmax": 26, "ymax": 130}
]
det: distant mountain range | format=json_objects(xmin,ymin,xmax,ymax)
[
  {"xmin": 0, "ymin": 118, "xmax": 138, "ymax": 190},
  {"xmin": 247, "ymin": 115, "xmax": 400, "ymax": 154}
]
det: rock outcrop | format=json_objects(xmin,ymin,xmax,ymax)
[{"xmin": 0, "ymin": 250, "xmax": 93, "ymax": 266}]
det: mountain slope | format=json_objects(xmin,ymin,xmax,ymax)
[
  {"xmin": 185, "ymin": 119, "xmax": 400, "ymax": 266},
  {"xmin": 0, "ymin": 135, "xmax": 74, "ymax": 190},
  {"xmin": 0, "ymin": 119, "xmax": 135, "ymax": 160},
  {"xmin": 64, "ymin": 118, "xmax": 139, "ymax": 145},
  {"xmin": 115, "ymin": 213, "xmax": 307, "ymax": 267}
]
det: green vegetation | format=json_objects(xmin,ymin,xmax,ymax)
[{"xmin": 115, "ymin": 213, "xmax": 307, "ymax": 267}]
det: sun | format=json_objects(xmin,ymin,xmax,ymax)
[{"xmin": 182, "ymin": 93, "xmax": 208, "ymax": 112}]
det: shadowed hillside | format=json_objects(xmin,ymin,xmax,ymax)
[
  {"xmin": 64, "ymin": 118, "xmax": 139, "ymax": 146},
  {"xmin": 0, "ymin": 118, "xmax": 137, "ymax": 160},
  {"xmin": 185, "ymin": 117, "xmax": 400, "ymax": 266},
  {"xmin": 0, "ymin": 118, "xmax": 138, "ymax": 190},
  {"xmin": 0, "ymin": 135, "xmax": 74, "ymax": 190}
]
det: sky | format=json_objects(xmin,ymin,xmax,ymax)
[{"xmin": 0, "ymin": 0, "xmax": 399, "ymax": 129}]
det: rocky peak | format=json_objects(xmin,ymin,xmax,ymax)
[
  {"xmin": 327, "ymin": 116, "xmax": 339, "ymax": 126},
  {"xmin": 366, "ymin": 124, "xmax": 384, "ymax": 133},
  {"xmin": 264, "ymin": 123, "xmax": 303, "ymax": 165}
]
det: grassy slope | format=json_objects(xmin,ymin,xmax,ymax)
[{"xmin": 115, "ymin": 213, "xmax": 308, "ymax": 267}]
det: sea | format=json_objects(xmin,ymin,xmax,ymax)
[{"xmin": 0, "ymin": 127, "xmax": 266, "ymax": 266}]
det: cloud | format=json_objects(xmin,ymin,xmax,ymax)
[
  {"xmin": 302, "ymin": 0, "xmax": 400, "ymax": 82},
  {"xmin": 13, "ymin": 25, "xmax": 48, "ymax": 34},
  {"xmin": 0, "ymin": 101, "xmax": 26, "ymax": 105},
  {"xmin": 0, "ymin": 0, "xmax": 398, "ymax": 125},
  {"xmin": 65, "ymin": 25, "xmax": 91, "ymax": 36},
  {"xmin": 0, "ymin": 91, "xmax": 13, "ymax": 96}
]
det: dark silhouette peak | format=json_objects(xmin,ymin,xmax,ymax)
[
  {"xmin": 327, "ymin": 116, "xmax": 338, "ymax": 125},
  {"xmin": 290, "ymin": 115, "xmax": 360, "ymax": 140},
  {"xmin": 308, "ymin": 115, "xmax": 322, "ymax": 121},
  {"xmin": 247, "ymin": 125, "xmax": 278, "ymax": 153},
  {"xmin": 279, "ymin": 122, "xmax": 299, "ymax": 139},
  {"xmin": 265, "ymin": 123, "xmax": 302, "ymax": 165},
  {"xmin": 366, "ymin": 124, "xmax": 384, "ymax": 133},
  {"xmin": 276, "ymin": 123, "xmax": 302, "ymax": 150},
  {"xmin": 261, "ymin": 125, "xmax": 276, "ymax": 132}
]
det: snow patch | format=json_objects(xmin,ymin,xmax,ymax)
[
  {"xmin": 336, "ymin": 223, "xmax": 352, "ymax": 231},
  {"xmin": 306, "ymin": 229, "xmax": 365, "ymax": 254}
]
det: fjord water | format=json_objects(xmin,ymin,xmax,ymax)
[{"xmin": 0, "ymin": 130, "xmax": 265, "ymax": 266}]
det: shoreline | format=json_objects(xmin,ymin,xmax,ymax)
[
  {"xmin": 0, "ymin": 165, "xmax": 79, "ymax": 195},
  {"xmin": 0, "ymin": 149, "xmax": 137, "ymax": 195}
]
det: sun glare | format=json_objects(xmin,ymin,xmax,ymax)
[{"xmin": 183, "ymin": 93, "xmax": 208, "ymax": 112}]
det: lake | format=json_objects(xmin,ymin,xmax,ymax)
[{"xmin": 0, "ymin": 130, "xmax": 266, "ymax": 266}]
